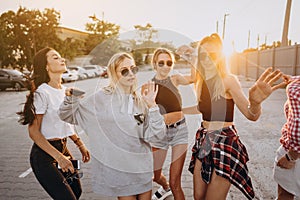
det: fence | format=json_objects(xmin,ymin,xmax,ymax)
[{"xmin": 230, "ymin": 44, "xmax": 300, "ymax": 80}]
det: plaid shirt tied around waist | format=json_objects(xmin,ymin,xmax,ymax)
[{"xmin": 188, "ymin": 125, "xmax": 255, "ymax": 200}]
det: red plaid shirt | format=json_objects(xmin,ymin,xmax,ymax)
[{"xmin": 280, "ymin": 76, "xmax": 300, "ymax": 153}]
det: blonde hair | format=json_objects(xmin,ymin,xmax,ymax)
[
  {"xmin": 103, "ymin": 52, "xmax": 146, "ymax": 112},
  {"xmin": 195, "ymin": 33, "xmax": 228, "ymax": 101},
  {"xmin": 151, "ymin": 48, "xmax": 175, "ymax": 70}
]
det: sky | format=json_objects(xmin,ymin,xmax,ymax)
[{"xmin": 1, "ymin": 0, "xmax": 299, "ymax": 53}]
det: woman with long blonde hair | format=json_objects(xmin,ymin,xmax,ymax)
[
  {"xmin": 183, "ymin": 33, "xmax": 285, "ymax": 199},
  {"xmin": 149, "ymin": 47, "xmax": 195, "ymax": 200},
  {"xmin": 59, "ymin": 52, "xmax": 165, "ymax": 200}
]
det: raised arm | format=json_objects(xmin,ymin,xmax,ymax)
[
  {"xmin": 141, "ymin": 81, "xmax": 165, "ymax": 142},
  {"xmin": 175, "ymin": 45, "xmax": 197, "ymax": 85},
  {"xmin": 227, "ymin": 67, "xmax": 283, "ymax": 121},
  {"xmin": 58, "ymin": 87, "xmax": 85, "ymax": 125}
]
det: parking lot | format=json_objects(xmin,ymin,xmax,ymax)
[{"xmin": 0, "ymin": 69, "xmax": 291, "ymax": 199}]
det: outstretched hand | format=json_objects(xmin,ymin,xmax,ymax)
[
  {"xmin": 176, "ymin": 45, "xmax": 195, "ymax": 62},
  {"xmin": 249, "ymin": 67, "xmax": 283, "ymax": 105},
  {"xmin": 142, "ymin": 81, "xmax": 158, "ymax": 108}
]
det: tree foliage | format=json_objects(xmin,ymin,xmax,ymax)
[
  {"xmin": 84, "ymin": 15, "xmax": 120, "ymax": 55},
  {"xmin": 0, "ymin": 7, "xmax": 85, "ymax": 71}
]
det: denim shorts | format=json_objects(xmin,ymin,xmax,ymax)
[{"xmin": 151, "ymin": 120, "xmax": 188, "ymax": 150}]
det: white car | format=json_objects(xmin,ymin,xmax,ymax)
[
  {"xmin": 62, "ymin": 69, "xmax": 79, "ymax": 83},
  {"xmin": 68, "ymin": 66, "xmax": 88, "ymax": 80},
  {"xmin": 83, "ymin": 65, "xmax": 102, "ymax": 77}
]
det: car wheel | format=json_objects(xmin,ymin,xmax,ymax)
[
  {"xmin": 14, "ymin": 82, "xmax": 22, "ymax": 91},
  {"xmin": 0, "ymin": 87, "xmax": 6, "ymax": 91}
]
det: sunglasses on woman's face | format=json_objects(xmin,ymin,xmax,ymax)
[
  {"xmin": 157, "ymin": 60, "xmax": 173, "ymax": 67},
  {"xmin": 199, "ymin": 52, "xmax": 218, "ymax": 61},
  {"xmin": 120, "ymin": 66, "xmax": 139, "ymax": 77}
]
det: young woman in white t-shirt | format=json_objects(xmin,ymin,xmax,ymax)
[{"xmin": 17, "ymin": 47, "xmax": 90, "ymax": 200}]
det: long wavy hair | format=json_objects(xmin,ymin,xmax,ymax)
[
  {"xmin": 103, "ymin": 52, "xmax": 146, "ymax": 112},
  {"xmin": 17, "ymin": 47, "xmax": 53, "ymax": 125},
  {"xmin": 195, "ymin": 33, "xmax": 228, "ymax": 101}
]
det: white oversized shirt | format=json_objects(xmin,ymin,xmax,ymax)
[{"xmin": 34, "ymin": 83, "xmax": 74, "ymax": 139}]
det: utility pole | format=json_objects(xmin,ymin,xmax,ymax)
[
  {"xmin": 216, "ymin": 21, "xmax": 219, "ymax": 34},
  {"xmin": 222, "ymin": 13, "xmax": 229, "ymax": 40},
  {"xmin": 281, "ymin": 0, "xmax": 292, "ymax": 46},
  {"xmin": 265, "ymin": 34, "xmax": 267, "ymax": 44},
  {"xmin": 247, "ymin": 30, "xmax": 251, "ymax": 49}
]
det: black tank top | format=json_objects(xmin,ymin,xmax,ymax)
[
  {"xmin": 152, "ymin": 76, "xmax": 182, "ymax": 115},
  {"xmin": 197, "ymin": 80, "xmax": 234, "ymax": 122}
]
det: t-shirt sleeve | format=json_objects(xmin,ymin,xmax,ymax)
[{"xmin": 33, "ymin": 91, "xmax": 48, "ymax": 114}]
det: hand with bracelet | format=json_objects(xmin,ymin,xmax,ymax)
[
  {"xmin": 276, "ymin": 151, "xmax": 296, "ymax": 169},
  {"xmin": 70, "ymin": 136, "xmax": 90, "ymax": 163}
]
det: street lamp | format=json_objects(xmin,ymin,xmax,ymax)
[{"xmin": 222, "ymin": 13, "xmax": 229, "ymax": 40}]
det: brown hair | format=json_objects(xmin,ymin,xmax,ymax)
[{"xmin": 17, "ymin": 47, "xmax": 53, "ymax": 125}]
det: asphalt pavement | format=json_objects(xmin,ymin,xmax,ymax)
[{"xmin": 0, "ymin": 69, "xmax": 291, "ymax": 200}]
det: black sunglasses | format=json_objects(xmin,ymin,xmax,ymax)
[
  {"xmin": 199, "ymin": 52, "xmax": 218, "ymax": 61},
  {"xmin": 63, "ymin": 171, "xmax": 83, "ymax": 185},
  {"xmin": 120, "ymin": 66, "xmax": 139, "ymax": 77},
  {"xmin": 157, "ymin": 60, "xmax": 173, "ymax": 67}
]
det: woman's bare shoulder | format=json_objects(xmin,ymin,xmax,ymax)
[{"xmin": 224, "ymin": 74, "xmax": 240, "ymax": 87}]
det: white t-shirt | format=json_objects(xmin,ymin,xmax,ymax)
[{"xmin": 33, "ymin": 83, "xmax": 74, "ymax": 139}]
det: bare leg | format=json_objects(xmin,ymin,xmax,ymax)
[
  {"xmin": 193, "ymin": 159, "xmax": 208, "ymax": 200},
  {"xmin": 138, "ymin": 190, "xmax": 152, "ymax": 200},
  {"xmin": 205, "ymin": 169, "xmax": 231, "ymax": 200},
  {"xmin": 118, "ymin": 195, "xmax": 137, "ymax": 200},
  {"xmin": 152, "ymin": 147, "xmax": 169, "ymax": 190},
  {"xmin": 169, "ymin": 144, "xmax": 187, "ymax": 200},
  {"xmin": 118, "ymin": 190, "xmax": 151, "ymax": 200},
  {"xmin": 278, "ymin": 184, "xmax": 294, "ymax": 200}
]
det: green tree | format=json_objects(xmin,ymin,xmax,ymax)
[
  {"xmin": 84, "ymin": 14, "xmax": 120, "ymax": 54},
  {"xmin": 0, "ymin": 7, "xmax": 84, "ymax": 71},
  {"xmin": 0, "ymin": 11, "xmax": 17, "ymax": 67},
  {"xmin": 0, "ymin": 7, "xmax": 61, "ymax": 70},
  {"xmin": 134, "ymin": 23, "xmax": 158, "ymax": 64}
]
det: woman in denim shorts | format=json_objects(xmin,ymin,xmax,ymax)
[{"xmin": 148, "ymin": 48, "xmax": 195, "ymax": 200}]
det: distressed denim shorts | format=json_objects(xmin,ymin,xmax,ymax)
[{"xmin": 151, "ymin": 120, "xmax": 188, "ymax": 150}]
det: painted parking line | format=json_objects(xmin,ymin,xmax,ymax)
[{"xmin": 19, "ymin": 168, "xmax": 32, "ymax": 178}]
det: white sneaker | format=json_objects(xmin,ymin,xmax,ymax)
[{"xmin": 152, "ymin": 186, "xmax": 172, "ymax": 200}]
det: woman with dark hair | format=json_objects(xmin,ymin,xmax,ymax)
[
  {"xmin": 182, "ymin": 33, "xmax": 285, "ymax": 199},
  {"xmin": 17, "ymin": 47, "xmax": 90, "ymax": 200}
]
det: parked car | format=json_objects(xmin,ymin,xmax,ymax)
[
  {"xmin": 62, "ymin": 69, "xmax": 79, "ymax": 83},
  {"xmin": 67, "ymin": 66, "xmax": 88, "ymax": 80},
  {"xmin": 83, "ymin": 65, "xmax": 102, "ymax": 77},
  {"xmin": 0, "ymin": 69, "xmax": 30, "ymax": 91},
  {"xmin": 100, "ymin": 66, "xmax": 108, "ymax": 78}
]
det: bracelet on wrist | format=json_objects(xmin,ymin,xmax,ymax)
[
  {"xmin": 287, "ymin": 152, "xmax": 296, "ymax": 161},
  {"xmin": 73, "ymin": 137, "xmax": 81, "ymax": 145},
  {"xmin": 285, "ymin": 153, "xmax": 291, "ymax": 161},
  {"xmin": 77, "ymin": 144, "xmax": 85, "ymax": 149}
]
